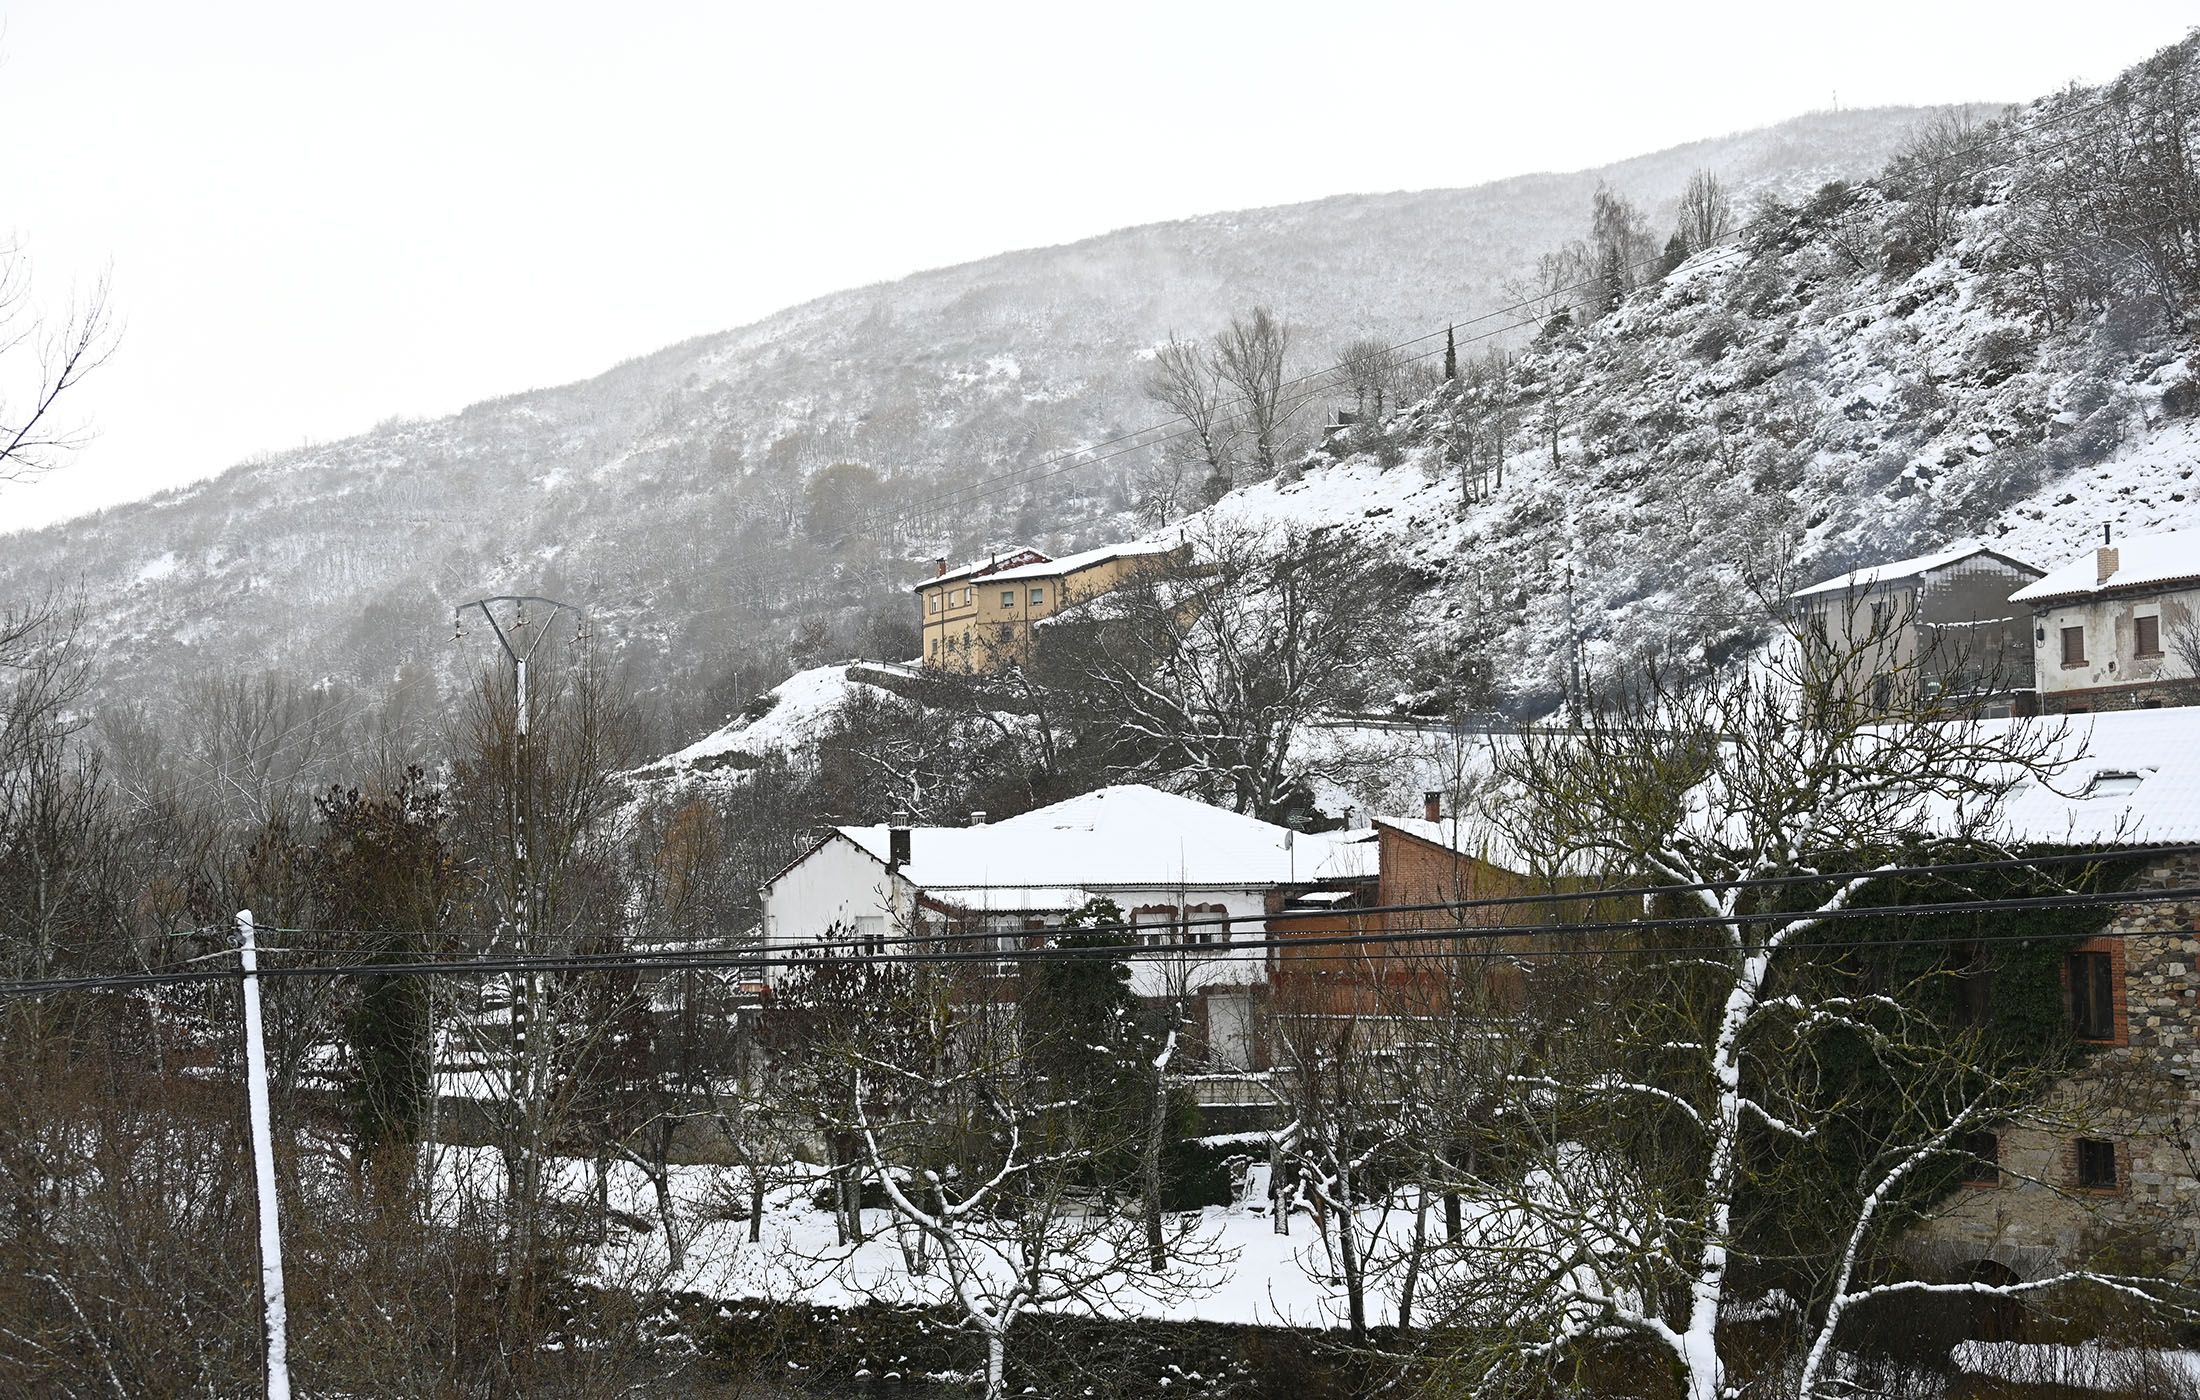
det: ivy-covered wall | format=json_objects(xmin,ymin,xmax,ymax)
[{"xmin": 1910, "ymin": 851, "xmax": 2200, "ymax": 1276}]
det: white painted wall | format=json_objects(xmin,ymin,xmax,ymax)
[
  {"xmin": 2031, "ymin": 586, "xmax": 2199, "ymax": 701},
  {"xmin": 760, "ymin": 846, "xmax": 1279, "ymax": 996},
  {"xmin": 759, "ymin": 836, "xmax": 911, "ymax": 988}
]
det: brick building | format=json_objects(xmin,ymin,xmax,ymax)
[{"xmin": 1270, "ymin": 793, "xmax": 1596, "ymax": 1022}]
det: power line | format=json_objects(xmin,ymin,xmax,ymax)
[
  {"xmin": 237, "ymin": 841, "xmax": 2188, "ymax": 966},
  {"xmin": 7, "ymin": 877, "xmax": 2187, "ymax": 999}
]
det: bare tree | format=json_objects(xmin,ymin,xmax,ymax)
[
  {"xmin": 1032, "ymin": 522, "xmax": 1412, "ymax": 822},
  {"xmin": 1335, "ymin": 336, "xmax": 1404, "ymax": 420},
  {"xmin": 1142, "ymin": 335, "xmax": 1242, "ymax": 506},
  {"xmin": 840, "ymin": 991, "xmax": 1218, "ymax": 1400},
  {"xmin": 1675, "ymin": 169, "xmax": 1735, "ymax": 257},
  {"xmin": 0, "ymin": 243, "xmax": 116, "ymax": 485},
  {"xmin": 446, "ymin": 638, "xmax": 640, "ymax": 1276},
  {"xmin": 1588, "ymin": 185, "xmax": 1661, "ymax": 316},
  {"xmin": 1427, "ymin": 607, "xmax": 2176, "ymax": 1400},
  {"xmin": 1209, "ymin": 307, "xmax": 1298, "ymax": 481}
]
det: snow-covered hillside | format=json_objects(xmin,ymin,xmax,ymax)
[
  {"xmin": 1174, "ymin": 38, "xmax": 2200, "ymax": 714},
  {"xmin": 0, "ymin": 106, "xmax": 1950, "ymax": 740}
]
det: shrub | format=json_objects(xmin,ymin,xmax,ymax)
[{"xmin": 1969, "ymin": 325, "xmax": 2037, "ymax": 386}]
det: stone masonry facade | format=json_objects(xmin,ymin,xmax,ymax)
[{"xmin": 1912, "ymin": 853, "xmax": 2200, "ymax": 1277}]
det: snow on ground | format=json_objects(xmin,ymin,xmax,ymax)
[
  {"xmin": 644, "ymin": 665, "xmax": 877, "ymax": 775},
  {"xmin": 428, "ymin": 1146, "xmax": 1436, "ymax": 1330},
  {"xmin": 1954, "ymin": 1341, "xmax": 2200, "ymax": 1393}
]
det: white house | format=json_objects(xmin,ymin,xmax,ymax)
[
  {"xmin": 2011, "ymin": 529, "xmax": 2200, "ymax": 714},
  {"xmin": 758, "ymin": 784, "xmax": 1367, "ymax": 1068}
]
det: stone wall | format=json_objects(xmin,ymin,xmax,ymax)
[
  {"xmin": 1911, "ymin": 853, "xmax": 2200, "ymax": 1277},
  {"xmin": 2043, "ymin": 676, "xmax": 2200, "ymax": 714}
]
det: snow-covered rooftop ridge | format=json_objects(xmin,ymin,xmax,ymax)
[
  {"xmin": 1977, "ymin": 707, "xmax": 2200, "ymax": 846},
  {"xmin": 2009, "ymin": 530, "xmax": 2200, "ymax": 604},
  {"xmin": 982, "ymin": 539, "xmax": 1178, "ymax": 584},
  {"xmin": 1788, "ymin": 543, "xmax": 2029, "ymax": 600},
  {"xmin": 919, "ymin": 546, "xmax": 1048, "ymax": 590},
  {"xmin": 838, "ymin": 784, "xmax": 1362, "ymax": 896}
]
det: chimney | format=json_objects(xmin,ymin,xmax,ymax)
[
  {"xmin": 934, "ymin": 558, "xmax": 946, "ymax": 578},
  {"xmin": 969, "ymin": 810, "xmax": 987, "ymax": 826},
  {"xmin": 2097, "ymin": 546, "xmax": 2121, "ymax": 586},
  {"xmin": 888, "ymin": 827, "xmax": 911, "ymax": 870},
  {"xmin": 1423, "ymin": 790, "xmax": 1443, "ymax": 823}
]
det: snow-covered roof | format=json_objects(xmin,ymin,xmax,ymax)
[
  {"xmin": 837, "ymin": 785, "xmax": 1360, "ymax": 899},
  {"xmin": 982, "ymin": 540, "xmax": 1179, "ymax": 585},
  {"xmin": 915, "ymin": 547, "xmax": 1048, "ymax": 591},
  {"xmin": 2009, "ymin": 530, "xmax": 2200, "ymax": 605},
  {"xmin": 1789, "ymin": 543, "xmax": 2038, "ymax": 600},
  {"xmin": 1985, "ymin": 707, "xmax": 2200, "ymax": 847}
]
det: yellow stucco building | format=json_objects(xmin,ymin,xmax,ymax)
[{"xmin": 915, "ymin": 540, "xmax": 1182, "ymax": 672}]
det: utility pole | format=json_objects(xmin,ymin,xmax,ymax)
[
  {"xmin": 454, "ymin": 594, "xmax": 585, "ymax": 1267},
  {"xmin": 237, "ymin": 909, "xmax": 291, "ymax": 1400}
]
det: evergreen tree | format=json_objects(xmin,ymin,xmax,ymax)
[
  {"xmin": 312, "ymin": 767, "xmax": 453, "ymax": 1157},
  {"xmin": 1021, "ymin": 897, "xmax": 1147, "ymax": 1187},
  {"xmin": 1443, "ymin": 324, "xmax": 1457, "ymax": 381}
]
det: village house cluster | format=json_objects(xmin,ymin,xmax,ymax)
[
  {"xmin": 1785, "ymin": 527, "xmax": 2200, "ymax": 716},
  {"xmin": 748, "ymin": 525, "xmax": 2200, "ymax": 1285}
]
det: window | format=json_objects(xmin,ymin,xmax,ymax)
[
  {"xmin": 1132, "ymin": 906, "xmax": 1179, "ymax": 948},
  {"xmin": 2135, "ymin": 614, "xmax": 2161, "ymax": 656},
  {"xmin": 1870, "ymin": 599, "xmax": 1887, "ymax": 634},
  {"xmin": 1001, "ymin": 589, "xmax": 1016, "ymax": 608},
  {"xmin": 929, "ymin": 594, "xmax": 940, "ymax": 613},
  {"xmin": 929, "ymin": 637, "xmax": 939, "ymax": 656},
  {"xmin": 1961, "ymin": 1131, "xmax": 2001, "ymax": 1186},
  {"xmin": 1870, "ymin": 673, "xmax": 1892, "ymax": 712},
  {"xmin": 854, "ymin": 916, "xmax": 887, "ymax": 957},
  {"xmin": 2061, "ymin": 625, "xmax": 2087, "ymax": 666},
  {"xmin": 2068, "ymin": 949, "xmax": 2116, "ymax": 1040},
  {"xmin": 963, "ymin": 587, "xmax": 972, "ymax": 604},
  {"xmin": 1185, "ymin": 903, "xmax": 1230, "ymax": 946},
  {"xmin": 2076, "ymin": 1137, "xmax": 2119, "ymax": 1190},
  {"xmin": 1029, "ymin": 587, "xmax": 1045, "ymax": 606}
]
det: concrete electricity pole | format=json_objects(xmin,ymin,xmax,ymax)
[
  {"xmin": 237, "ymin": 908, "xmax": 291, "ymax": 1400},
  {"xmin": 454, "ymin": 594, "xmax": 584, "ymax": 1265}
]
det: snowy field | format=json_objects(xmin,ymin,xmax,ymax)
[{"xmin": 430, "ymin": 1146, "xmax": 1423, "ymax": 1330}]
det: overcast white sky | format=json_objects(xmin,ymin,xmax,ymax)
[{"xmin": 2, "ymin": 1, "xmax": 2193, "ymax": 532}]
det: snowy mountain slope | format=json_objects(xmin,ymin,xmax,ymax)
[
  {"xmin": 1173, "ymin": 38, "xmax": 2200, "ymax": 716},
  {"xmin": 0, "ymin": 106, "xmax": 1949, "ymax": 739}
]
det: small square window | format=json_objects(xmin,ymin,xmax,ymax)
[
  {"xmin": 2061, "ymin": 625, "xmax": 2087, "ymax": 666},
  {"xmin": 2135, "ymin": 615, "xmax": 2161, "ymax": 656},
  {"xmin": 1961, "ymin": 1131, "xmax": 2001, "ymax": 1185},
  {"xmin": 1001, "ymin": 590, "xmax": 1016, "ymax": 607},
  {"xmin": 1030, "ymin": 588, "xmax": 1045, "ymax": 606},
  {"xmin": 2076, "ymin": 1137, "xmax": 2118, "ymax": 1190}
]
